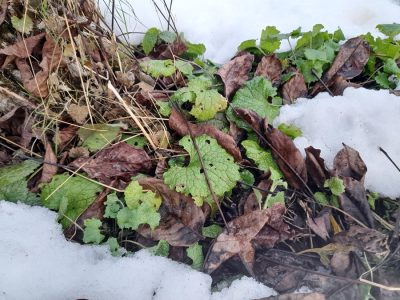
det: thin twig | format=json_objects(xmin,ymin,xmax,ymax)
[
  {"xmin": 379, "ymin": 146, "xmax": 400, "ymax": 173},
  {"xmin": 312, "ymin": 69, "xmax": 334, "ymax": 96}
]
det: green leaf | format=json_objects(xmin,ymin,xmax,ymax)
[
  {"xmin": 83, "ymin": 218, "xmax": 105, "ymax": 244},
  {"xmin": 264, "ymin": 179, "xmax": 287, "ymax": 208},
  {"xmin": 278, "ymin": 123, "xmax": 302, "ymax": 139},
  {"xmin": 383, "ymin": 58, "xmax": 400, "ymax": 75},
  {"xmin": 260, "ymin": 26, "xmax": 281, "ymax": 53},
  {"xmin": 184, "ymin": 42, "xmax": 206, "ymax": 60},
  {"xmin": 148, "ymin": 240, "xmax": 170, "ymax": 257},
  {"xmin": 186, "ymin": 243, "xmax": 204, "ymax": 270},
  {"xmin": 241, "ymin": 139, "xmax": 282, "ymax": 180},
  {"xmin": 375, "ymin": 72, "xmax": 393, "ymax": 89},
  {"xmin": 314, "ymin": 192, "xmax": 330, "ymax": 206},
  {"xmin": 175, "ymin": 60, "xmax": 193, "ymax": 75},
  {"xmin": 159, "ymin": 31, "xmax": 177, "ymax": 43},
  {"xmin": 164, "ymin": 135, "xmax": 240, "ymax": 203},
  {"xmin": 367, "ymin": 192, "xmax": 379, "ymax": 210},
  {"xmin": 240, "ymin": 169, "xmax": 255, "ymax": 187},
  {"xmin": 297, "ymin": 59, "xmax": 325, "ymax": 83},
  {"xmin": 376, "ymin": 23, "xmax": 400, "ymax": 39},
  {"xmin": 173, "ymin": 76, "xmax": 227, "ymax": 121},
  {"xmin": 226, "ymin": 77, "xmax": 281, "ymax": 130},
  {"xmin": 157, "ymin": 101, "xmax": 172, "ymax": 117},
  {"xmin": 123, "ymin": 135, "xmax": 148, "ymax": 149},
  {"xmin": 324, "ymin": 177, "xmax": 345, "ymax": 196},
  {"xmin": 238, "ymin": 39, "xmax": 257, "ymax": 51},
  {"xmin": 116, "ymin": 205, "xmax": 160, "ymax": 230},
  {"xmin": 333, "ymin": 28, "xmax": 345, "ymax": 42},
  {"xmin": 78, "ymin": 124, "xmax": 121, "ymax": 151},
  {"xmin": 142, "ymin": 27, "xmax": 160, "ymax": 55},
  {"xmin": 140, "ymin": 59, "xmax": 176, "ymax": 77},
  {"xmin": 11, "ymin": 15, "xmax": 33, "ymax": 34},
  {"xmin": 202, "ymin": 224, "xmax": 223, "ymax": 238},
  {"xmin": 107, "ymin": 237, "xmax": 123, "ymax": 256},
  {"xmin": 124, "ymin": 180, "xmax": 161, "ymax": 210},
  {"xmin": 0, "ymin": 160, "xmax": 40, "ymax": 205},
  {"xmin": 104, "ymin": 193, "xmax": 122, "ymax": 218},
  {"xmin": 41, "ymin": 174, "xmax": 103, "ymax": 228}
]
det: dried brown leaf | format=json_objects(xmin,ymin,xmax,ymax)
[
  {"xmin": 329, "ymin": 76, "xmax": 360, "ymax": 96},
  {"xmin": 67, "ymin": 104, "xmax": 89, "ymax": 124},
  {"xmin": 0, "ymin": 0, "xmax": 7, "ymax": 26},
  {"xmin": 40, "ymin": 139, "xmax": 58, "ymax": 183},
  {"xmin": 305, "ymin": 146, "xmax": 330, "ymax": 189},
  {"xmin": 242, "ymin": 176, "xmax": 271, "ymax": 214},
  {"xmin": 169, "ymin": 108, "xmax": 242, "ymax": 161},
  {"xmin": 137, "ymin": 178, "xmax": 205, "ymax": 246},
  {"xmin": 216, "ymin": 52, "xmax": 254, "ymax": 98},
  {"xmin": 0, "ymin": 106, "xmax": 33, "ymax": 148},
  {"xmin": 54, "ymin": 125, "xmax": 78, "ymax": 148},
  {"xmin": 157, "ymin": 38, "xmax": 188, "ymax": 59},
  {"xmin": 255, "ymin": 54, "xmax": 282, "ymax": 84},
  {"xmin": 306, "ymin": 209, "xmax": 331, "ymax": 241},
  {"xmin": 282, "ymin": 70, "xmax": 308, "ymax": 104},
  {"xmin": 333, "ymin": 144, "xmax": 367, "ymax": 182},
  {"xmin": 204, "ymin": 204, "xmax": 286, "ymax": 274},
  {"xmin": 69, "ymin": 142, "xmax": 152, "ymax": 184}
]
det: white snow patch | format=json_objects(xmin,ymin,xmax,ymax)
[
  {"xmin": 274, "ymin": 88, "xmax": 400, "ymax": 198},
  {"xmin": 0, "ymin": 201, "xmax": 276, "ymax": 300},
  {"xmin": 99, "ymin": 0, "xmax": 400, "ymax": 62}
]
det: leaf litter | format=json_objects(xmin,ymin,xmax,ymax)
[{"xmin": 0, "ymin": 1, "xmax": 400, "ymax": 298}]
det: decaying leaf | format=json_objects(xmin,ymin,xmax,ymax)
[
  {"xmin": 306, "ymin": 208, "xmax": 332, "ymax": 241},
  {"xmin": 69, "ymin": 142, "xmax": 152, "ymax": 184},
  {"xmin": 255, "ymin": 54, "xmax": 282, "ymax": 84},
  {"xmin": 54, "ymin": 125, "xmax": 78, "ymax": 148},
  {"xmin": 68, "ymin": 104, "xmax": 89, "ymax": 124},
  {"xmin": 40, "ymin": 139, "xmax": 58, "ymax": 184},
  {"xmin": 0, "ymin": 107, "xmax": 33, "ymax": 148},
  {"xmin": 305, "ymin": 146, "xmax": 330, "ymax": 188},
  {"xmin": 333, "ymin": 144, "xmax": 367, "ymax": 182},
  {"xmin": 204, "ymin": 203, "xmax": 286, "ymax": 274},
  {"xmin": 0, "ymin": 0, "xmax": 7, "ymax": 26},
  {"xmin": 169, "ymin": 108, "xmax": 242, "ymax": 161},
  {"xmin": 216, "ymin": 52, "xmax": 254, "ymax": 98},
  {"xmin": 282, "ymin": 70, "xmax": 308, "ymax": 103},
  {"xmin": 137, "ymin": 178, "xmax": 205, "ymax": 246}
]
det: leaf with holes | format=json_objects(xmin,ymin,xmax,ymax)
[{"xmin": 163, "ymin": 135, "xmax": 240, "ymax": 204}]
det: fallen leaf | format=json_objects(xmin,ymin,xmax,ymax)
[
  {"xmin": 169, "ymin": 107, "xmax": 242, "ymax": 161},
  {"xmin": 333, "ymin": 144, "xmax": 367, "ymax": 182},
  {"xmin": 69, "ymin": 142, "xmax": 152, "ymax": 184},
  {"xmin": 305, "ymin": 146, "xmax": 330, "ymax": 189},
  {"xmin": 242, "ymin": 175, "xmax": 271, "ymax": 214},
  {"xmin": 282, "ymin": 70, "xmax": 308, "ymax": 103},
  {"xmin": 0, "ymin": 0, "xmax": 8, "ymax": 26},
  {"xmin": 157, "ymin": 38, "xmax": 188, "ymax": 59},
  {"xmin": 216, "ymin": 52, "xmax": 254, "ymax": 98},
  {"xmin": 329, "ymin": 75, "xmax": 361, "ymax": 96},
  {"xmin": 137, "ymin": 178, "xmax": 205, "ymax": 247},
  {"xmin": 68, "ymin": 147, "xmax": 89, "ymax": 159},
  {"xmin": 333, "ymin": 226, "xmax": 389, "ymax": 256},
  {"xmin": 40, "ymin": 139, "xmax": 58, "ymax": 183},
  {"xmin": 54, "ymin": 125, "xmax": 78, "ymax": 148},
  {"xmin": 0, "ymin": 107, "xmax": 33, "ymax": 148},
  {"xmin": 11, "ymin": 15, "xmax": 33, "ymax": 34},
  {"xmin": 67, "ymin": 104, "xmax": 89, "ymax": 124},
  {"xmin": 204, "ymin": 203, "xmax": 286, "ymax": 274},
  {"xmin": 255, "ymin": 54, "xmax": 282, "ymax": 84},
  {"xmin": 306, "ymin": 208, "xmax": 332, "ymax": 241}
]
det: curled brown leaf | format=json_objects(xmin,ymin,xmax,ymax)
[
  {"xmin": 333, "ymin": 144, "xmax": 367, "ymax": 182},
  {"xmin": 255, "ymin": 54, "xmax": 282, "ymax": 84}
]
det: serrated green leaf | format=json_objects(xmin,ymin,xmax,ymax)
[
  {"xmin": 124, "ymin": 180, "xmax": 161, "ymax": 210},
  {"xmin": 159, "ymin": 31, "xmax": 177, "ymax": 43},
  {"xmin": 140, "ymin": 59, "xmax": 176, "ymax": 77},
  {"xmin": 164, "ymin": 135, "xmax": 240, "ymax": 202},
  {"xmin": 376, "ymin": 23, "xmax": 400, "ymax": 39},
  {"xmin": 41, "ymin": 174, "xmax": 103, "ymax": 228},
  {"xmin": 116, "ymin": 205, "xmax": 160, "ymax": 230},
  {"xmin": 383, "ymin": 58, "xmax": 400, "ymax": 75},
  {"xmin": 314, "ymin": 192, "xmax": 330, "ymax": 206},
  {"xmin": 260, "ymin": 26, "xmax": 281, "ymax": 53},
  {"xmin": 333, "ymin": 28, "xmax": 345, "ymax": 42},
  {"xmin": 173, "ymin": 76, "xmax": 227, "ymax": 121},
  {"xmin": 278, "ymin": 123, "xmax": 302, "ymax": 139},
  {"xmin": 78, "ymin": 124, "xmax": 121, "ymax": 151},
  {"xmin": 11, "ymin": 15, "xmax": 33, "ymax": 34},
  {"xmin": 226, "ymin": 77, "xmax": 281, "ymax": 130},
  {"xmin": 142, "ymin": 27, "xmax": 160, "ymax": 55},
  {"xmin": 241, "ymin": 139, "xmax": 282, "ymax": 180},
  {"xmin": 297, "ymin": 59, "xmax": 325, "ymax": 83},
  {"xmin": 104, "ymin": 193, "xmax": 122, "ymax": 218},
  {"xmin": 148, "ymin": 240, "xmax": 170, "ymax": 257},
  {"xmin": 175, "ymin": 60, "xmax": 193, "ymax": 75},
  {"xmin": 375, "ymin": 72, "xmax": 393, "ymax": 89},
  {"xmin": 202, "ymin": 224, "xmax": 223, "ymax": 238},
  {"xmin": 184, "ymin": 42, "xmax": 206, "ymax": 60},
  {"xmin": 0, "ymin": 160, "xmax": 40, "ymax": 205},
  {"xmin": 157, "ymin": 101, "xmax": 172, "ymax": 117},
  {"xmin": 238, "ymin": 39, "xmax": 257, "ymax": 51},
  {"xmin": 83, "ymin": 218, "xmax": 105, "ymax": 244},
  {"xmin": 107, "ymin": 237, "xmax": 123, "ymax": 256},
  {"xmin": 324, "ymin": 177, "xmax": 345, "ymax": 196},
  {"xmin": 186, "ymin": 243, "xmax": 204, "ymax": 270}
]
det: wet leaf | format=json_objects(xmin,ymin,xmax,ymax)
[
  {"xmin": 255, "ymin": 54, "xmax": 282, "ymax": 84},
  {"xmin": 216, "ymin": 52, "xmax": 254, "ymax": 98},
  {"xmin": 204, "ymin": 204, "xmax": 286, "ymax": 274},
  {"xmin": 169, "ymin": 108, "xmax": 242, "ymax": 161},
  {"xmin": 333, "ymin": 144, "xmax": 367, "ymax": 182},
  {"xmin": 69, "ymin": 142, "xmax": 152, "ymax": 184}
]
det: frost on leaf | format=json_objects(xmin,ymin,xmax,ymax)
[
  {"xmin": 173, "ymin": 76, "xmax": 227, "ymax": 121},
  {"xmin": 226, "ymin": 76, "xmax": 282, "ymax": 130},
  {"xmin": 116, "ymin": 180, "xmax": 161, "ymax": 230},
  {"xmin": 163, "ymin": 135, "xmax": 240, "ymax": 204},
  {"xmin": 41, "ymin": 174, "xmax": 103, "ymax": 228}
]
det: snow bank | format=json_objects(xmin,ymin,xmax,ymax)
[
  {"xmin": 274, "ymin": 88, "xmax": 400, "ymax": 198},
  {"xmin": 0, "ymin": 201, "xmax": 275, "ymax": 300},
  {"xmin": 99, "ymin": 0, "xmax": 400, "ymax": 62}
]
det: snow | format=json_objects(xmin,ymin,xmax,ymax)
[
  {"xmin": 274, "ymin": 88, "xmax": 400, "ymax": 198},
  {"xmin": 99, "ymin": 0, "xmax": 400, "ymax": 62},
  {"xmin": 0, "ymin": 201, "xmax": 276, "ymax": 300}
]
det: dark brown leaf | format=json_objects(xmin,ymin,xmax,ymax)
[
  {"xmin": 333, "ymin": 144, "xmax": 367, "ymax": 182},
  {"xmin": 0, "ymin": 107, "xmax": 33, "ymax": 148},
  {"xmin": 157, "ymin": 38, "xmax": 187, "ymax": 59},
  {"xmin": 169, "ymin": 107, "xmax": 242, "ymax": 161},
  {"xmin": 40, "ymin": 139, "xmax": 58, "ymax": 183},
  {"xmin": 233, "ymin": 107, "xmax": 264, "ymax": 134},
  {"xmin": 216, "ymin": 52, "xmax": 254, "ymax": 98},
  {"xmin": 330, "ymin": 252, "xmax": 356, "ymax": 277},
  {"xmin": 306, "ymin": 208, "xmax": 331, "ymax": 241},
  {"xmin": 204, "ymin": 204, "xmax": 286, "ymax": 274},
  {"xmin": 282, "ymin": 70, "xmax": 308, "ymax": 104},
  {"xmin": 69, "ymin": 142, "xmax": 152, "ymax": 184},
  {"xmin": 242, "ymin": 176, "xmax": 271, "ymax": 214},
  {"xmin": 255, "ymin": 54, "xmax": 282, "ymax": 84},
  {"xmin": 305, "ymin": 146, "xmax": 330, "ymax": 188},
  {"xmin": 329, "ymin": 76, "xmax": 360, "ymax": 96},
  {"xmin": 54, "ymin": 125, "xmax": 78, "ymax": 148},
  {"xmin": 0, "ymin": 0, "xmax": 7, "ymax": 26},
  {"xmin": 333, "ymin": 226, "xmax": 389, "ymax": 256},
  {"xmin": 137, "ymin": 178, "xmax": 205, "ymax": 246}
]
